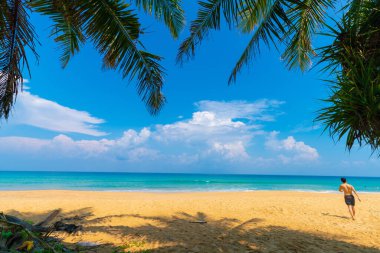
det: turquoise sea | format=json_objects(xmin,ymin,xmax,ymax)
[{"xmin": 0, "ymin": 171, "xmax": 379, "ymax": 192}]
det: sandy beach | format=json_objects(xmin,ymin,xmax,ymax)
[{"xmin": 1, "ymin": 190, "xmax": 380, "ymax": 252}]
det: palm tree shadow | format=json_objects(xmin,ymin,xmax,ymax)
[
  {"xmin": 4, "ymin": 209, "xmax": 380, "ymax": 253},
  {"xmin": 80, "ymin": 211, "xmax": 379, "ymax": 253}
]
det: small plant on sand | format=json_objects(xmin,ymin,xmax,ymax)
[{"xmin": 0, "ymin": 211, "xmax": 77, "ymax": 253}]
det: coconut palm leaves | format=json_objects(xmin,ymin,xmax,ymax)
[
  {"xmin": 176, "ymin": 0, "xmax": 248, "ymax": 63},
  {"xmin": 134, "ymin": 0, "xmax": 185, "ymax": 38},
  {"xmin": 1, "ymin": 0, "xmax": 186, "ymax": 119},
  {"xmin": 229, "ymin": 0, "xmax": 290, "ymax": 83},
  {"xmin": 282, "ymin": 0, "xmax": 333, "ymax": 71},
  {"xmin": 178, "ymin": 0, "xmax": 333, "ymax": 77},
  {"xmin": 84, "ymin": 0, "xmax": 167, "ymax": 114},
  {"xmin": 29, "ymin": 0, "xmax": 85, "ymax": 68},
  {"xmin": 0, "ymin": 0, "xmax": 38, "ymax": 119},
  {"xmin": 176, "ymin": 0, "xmax": 226, "ymax": 63},
  {"xmin": 317, "ymin": 0, "xmax": 380, "ymax": 153}
]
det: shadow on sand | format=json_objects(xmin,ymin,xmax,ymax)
[
  {"xmin": 5, "ymin": 208, "xmax": 380, "ymax": 253},
  {"xmin": 321, "ymin": 212, "xmax": 351, "ymax": 220}
]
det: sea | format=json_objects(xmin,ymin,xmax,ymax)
[{"xmin": 0, "ymin": 171, "xmax": 379, "ymax": 192}]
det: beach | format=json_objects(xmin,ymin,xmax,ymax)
[{"xmin": 1, "ymin": 191, "xmax": 379, "ymax": 252}]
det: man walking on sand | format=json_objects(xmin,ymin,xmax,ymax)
[{"xmin": 339, "ymin": 177, "xmax": 361, "ymax": 220}]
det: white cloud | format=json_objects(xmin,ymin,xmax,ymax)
[
  {"xmin": 154, "ymin": 100, "xmax": 281, "ymax": 145},
  {"xmin": 265, "ymin": 131, "xmax": 319, "ymax": 163},
  {"xmin": 211, "ymin": 141, "xmax": 249, "ymax": 160},
  {"xmin": 0, "ymin": 128, "xmax": 152, "ymax": 160},
  {"xmin": 0, "ymin": 136, "xmax": 48, "ymax": 152},
  {"xmin": 116, "ymin": 128, "xmax": 151, "ymax": 147},
  {"xmin": 196, "ymin": 99, "xmax": 284, "ymax": 121},
  {"xmin": 12, "ymin": 91, "xmax": 106, "ymax": 136},
  {"xmin": 0, "ymin": 99, "xmax": 320, "ymax": 170},
  {"xmin": 155, "ymin": 111, "xmax": 250, "ymax": 144}
]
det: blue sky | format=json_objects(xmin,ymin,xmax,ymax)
[{"xmin": 0, "ymin": 2, "xmax": 379, "ymax": 176}]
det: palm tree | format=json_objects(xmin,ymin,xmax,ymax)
[
  {"xmin": 317, "ymin": 0, "xmax": 380, "ymax": 153},
  {"xmin": 177, "ymin": 0, "xmax": 380, "ymax": 154},
  {"xmin": 0, "ymin": 0, "xmax": 184, "ymax": 118}
]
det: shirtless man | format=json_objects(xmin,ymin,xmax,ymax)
[{"xmin": 339, "ymin": 177, "xmax": 361, "ymax": 220}]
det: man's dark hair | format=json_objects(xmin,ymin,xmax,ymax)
[{"xmin": 341, "ymin": 177, "xmax": 347, "ymax": 183}]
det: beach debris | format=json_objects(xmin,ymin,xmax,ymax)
[
  {"xmin": 0, "ymin": 210, "xmax": 80, "ymax": 253},
  {"xmin": 2, "ymin": 210, "xmax": 81, "ymax": 235},
  {"xmin": 2, "ymin": 214, "xmax": 47, "ymax": 233},
  {"xmin": 54, "ymin": 221, "xmax": 82, "ymax": 234},
  {"xmin": 35, "ymin": 209, "xmax": 61, "ymax": 227}
]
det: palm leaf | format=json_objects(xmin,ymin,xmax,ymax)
[
  {"xmin": 176, "ymin": 0, "xmax": 246, "ymax": 63},
  {"xmin": 281, "ymin": 0, "xmax": 333, "ymax": 71},
  {"xmin": 317, "ymin": 0, "xmax": 380, "ymax": 154},
  {"xmin": 0, "ymin": 0, "xmax": 6, "ymax": 33},
  {"xmin": 28, "ymin": 0, "xmax": 85, "ymax": 68},
  {"xmin": 134, "ymin": 0, "xmax": 185, "ymax": 38},
  {"xmin": 81, "ymin": 0, "xmax": 165, "ymax": 114},
  {"xmin": 229, "ymin": 0, "xmax": 289, "ymax": 83},
  {"xmin": 0, "ymin": 0, "xmax": 38, "ymax": 119}
]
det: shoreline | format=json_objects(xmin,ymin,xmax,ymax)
[{"xmin": 1, "ymin": 189, "xmax": 380, "ymax": 194}]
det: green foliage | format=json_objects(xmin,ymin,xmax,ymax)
[
  {"xmin": 0, "ymin": 0, "xmax": 38, "ymax": 119},
  {"xmin": 29, "ymin": 0, "xmax": 86, "ymax": 68},
  {"xmin": 1, "ymin": 230, "xmax": 13, "ymax": 239},
  {"xmin": 1, "ymin": 0, "xmax": 186, "ymax": 119},
  {"xmin": 281, "ymin": 0, "xmax": 333, "ymax": 71},
  {"xmin": 1, "ymin": 215, "xmax": 72, "ymax": 253},
  {"xmin": 81, "ymin": 0, "xmax": 166, "ymax": 114},
  {"xmin": 229, "ymin": 0, "xmax": 289, "ymax": 83},
  {"xmin": 53, "ymin": 242, "xmax": 65, "ymax": 252},
  {"xmin": 317, "ymin": 0, "xmax": 380, "ymax": 153},
  {"xmin": 19, "ymin": 229, "xmax": 29, "ymax": 240},
  {"xmin": 178, "ymin": 0, "xmax": 333, "ymax": 77},
  {"xmin": 134, "ymin": 0, "xmax": 185, "ymax": 38},
  {"xmin": 176, "ymin": 0, "xmax": 248, "ymax": 63}
]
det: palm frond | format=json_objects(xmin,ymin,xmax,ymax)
[
  {"xmin": 176, "ymin": 0, "xmax": 223, "ymax": 63},
  {"xmin": 134, "ymin": 0, "xmax": 185, "ymax": 38},
  {"xmin": 0, "ymin": 0, "xmax": 38, "ymax": 119},
  {"xmin": 28, "ymin": 0, "xmax": 85, "ymax": 68},
  {"xmin": 317, "ymin": 55, "xmax": 380, "ymax": 153},
  {"xmin": 281, "ymin": 0, "xmax": 333, "ymax": 71},
  {"xmin": 0, "ymin": 1, "xmax": 6, "ymax": 33},
  {"xmin": 176, "ymin": 0, "xmax": 246, "ymax": 63},
  {"xmin": 229, "ymin": 0, "xmax": 289, "ymax": 83},
  {"xmin": 317, "ymin": 0, "xmax": 380, "ymax": 154},
  {"xmin": 81, "ymin": 0, "xmax": 165, "ymax": 114}
]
